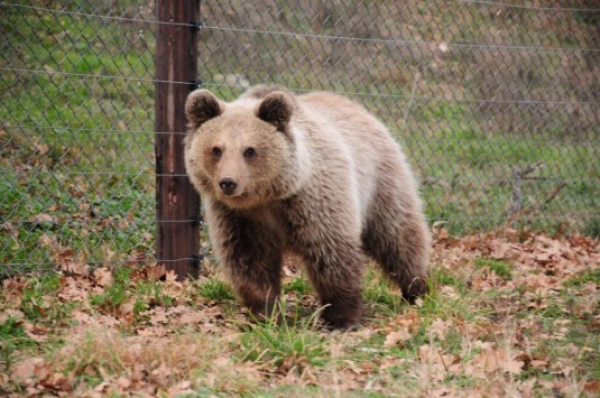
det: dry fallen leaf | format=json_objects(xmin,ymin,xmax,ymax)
[
  {"xmin": 384, "ymin": 327, "xmax": 411, "ymax": 348},
  {"xmin": 24, "ymin": 322, "xmax": 48, "ymax": 342},
  {"xmin": 93, "ymin": 267, "xmax": 113, "ymax": 287},
  {"xmin": 30, "ymin": 213, "xmax": 54, "ymax": 223},
  {"xmin": 465, "ymin": 348, "xmax": 524, "ymax": 378},
  {"xmin": 11, "ymin": 357, "xmax": 47, "ymax": 386},
  {"xmin": 430, "ymin": 318, "xmax": 448, "ymax": 342}
]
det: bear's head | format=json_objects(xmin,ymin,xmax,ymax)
[{"xmin": 184, "ymin": 87, "xmax": 311, "ymax": 209}]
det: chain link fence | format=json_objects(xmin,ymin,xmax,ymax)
[{"xmin": 1, "ymin": 1, "xmax": 599, "ymax": 277}]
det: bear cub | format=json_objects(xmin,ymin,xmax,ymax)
[{"xmin": 184, "ymin": 86, "xmax": 431, "ymax": 330}]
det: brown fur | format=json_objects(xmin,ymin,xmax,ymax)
[{"xmin": 184, "ymin": 86, "xmax": 431, "ymax": 330}]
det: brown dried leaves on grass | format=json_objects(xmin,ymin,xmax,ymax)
[{"xmin": 0, "ymin": 229, "xmax": 599, "ymax": 397}]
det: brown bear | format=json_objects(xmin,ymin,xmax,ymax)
[{"xmin": 184, "ymin": 85, "xmax": 431, "ymax": 330}]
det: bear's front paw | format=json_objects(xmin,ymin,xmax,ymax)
[
  {"xmin": 402, "ymin": 277, "xmax": 429, "ymax": 304},
  {"xmin": 321, "ymin": 305, "xmax": 362, "ymax": 332},
  {"xmin": 322, "ymin": 319, "xmax": 361, "ymax": 332},
  {"xmin": 246, "ymin": 304, "xmax": 284, "ymax": 326}
]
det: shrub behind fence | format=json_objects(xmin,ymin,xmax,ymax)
[{"xmin": 1, "ymin": 1, "xmax": 599, "ymax": 277}]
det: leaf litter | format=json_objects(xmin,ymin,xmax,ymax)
[{"xmin": 0, "ymin": 229, "xmax": 598, "ymax": 396}]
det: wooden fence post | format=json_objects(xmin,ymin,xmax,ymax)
[{"xmin": 155, "ymin": 0, "xmax": 201, "ymax": 280}]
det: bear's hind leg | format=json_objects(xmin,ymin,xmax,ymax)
[{"xmin": 362, "ymin": 205, "xmax": 431, "ymax": 303}]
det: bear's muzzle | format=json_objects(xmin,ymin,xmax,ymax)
[{"xmin": 219, "ymin": 177, "xmax": 238, "ymax": 196}]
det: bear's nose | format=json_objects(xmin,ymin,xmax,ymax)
[{"xmin": 219, "ymin": 178, "xmax": 238, "ymax": 195}]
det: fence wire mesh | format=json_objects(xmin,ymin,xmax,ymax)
[{"xmin": 1, "ymin": 1, "xmax": 599, "ymax": 277}]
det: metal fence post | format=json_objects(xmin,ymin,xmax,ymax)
[{"xmin": 155, "ymin": 0, "xmax": 201, "ymax": 280}]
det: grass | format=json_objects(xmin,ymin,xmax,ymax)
[
  {"xmin": 237, "ymin": 300, "xmax": 328, "ymax": 374},
  {"xmin": 565, "ymin": 268, "xmax": 600, "ymax": 287},
  {"xmin": 198, "ymin": 277, "xmax": 236, "ymax": 302},
  {"xmin": 0, "ymin": 317, "xmax": 36, "ymax": 371},
  {"xmin": 89, "ymin": 266, "xmax": 135, "ymax": 313},
  {"xmin": 0, "ymin": 231, "xmax": 598, "ymax": 395},
  {"xmin": 1, "ymin": 3, "xmax": 156, "ymax": 277},
  {"xmin": 408, "ymin": 114, "xmax": 600, "ymax": 235},
  {"xmin": 474, "ymin": 258, "xmax": 513, "ymax": 281},
  {"xmin": 18, "ymin": 273, "xmax": 66, "ymax": 322}
]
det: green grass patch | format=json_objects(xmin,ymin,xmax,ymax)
[
  {"xmin": 283, "ymin": 274, "xmax": 313, "ymax": 296},
  {"xmin": 564, "ymin": 268, "xmax": 600, "ymax": 287},
  {"xmin": 90, "ymin": 266, "xmax": 134, "ymax": 311},
  {"xmin": 198, "ymin": 277, "xmax": 236, "ymax": 302},
  {"xmin": 19, "ymin": 273, "xmax": 74, "ymax": 324},
  {"xmin": 0, "ymin": 318, "xmax": 37, "ymax": 370},
  {"xmin": 1, "ymin": 4, "xmax": 155, "ymax": 277},
  {"xmin": 412, "ymin": 124, "xmax": 600, "ymax": 235},
  {"xmin": 363, "ymin": 269, "xmax": 402, "ymax": 316},
  {"xmin": 237, "ymin": 301, "xmax": 328, "ymax": 374},
  {"xmin": 430, "ymin": 267, "xmax": 467, "ymax": 291},
  {"xmin": 89, "ymin": 266, "xmax": 180, "ymax": 322},
  {"xmin": 474, "ymin": 258, "xmax": 513, "ymax": 280}
]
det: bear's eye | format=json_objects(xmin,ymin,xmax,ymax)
[
  {"xmin": 243, "ymin": 147, "xmax": 257, "ymax": 159},
  {"xmin": 211, "ymin": 147, "xmax": 222, "ymax": 159}
]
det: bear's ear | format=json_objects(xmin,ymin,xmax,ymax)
[
  {"xmin": 185, "ymin": 89, "xmax": 223, "ymax": 129},
  {"xmin": 257, "ymin": 91, "xmax": 294, "ymax": 131}
]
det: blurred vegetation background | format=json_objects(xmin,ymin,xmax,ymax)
[{"xmin": 1, "ymin": 0, "xmax": 598, "ymax": 277}]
